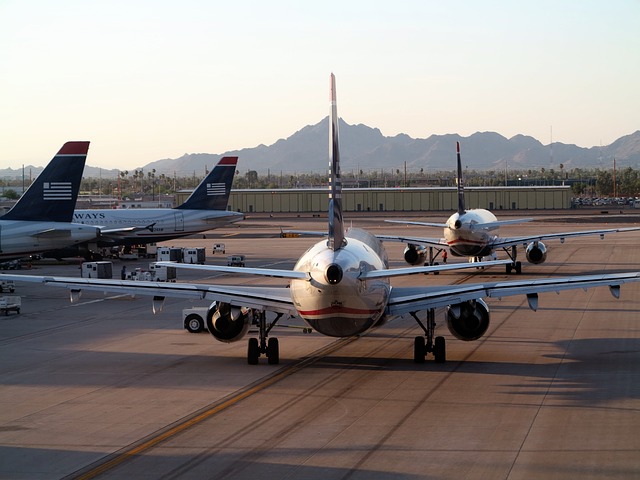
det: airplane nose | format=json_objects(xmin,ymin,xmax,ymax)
[{"xmin": 325, "ymin": 263, "xmax": 343, "ymax": 285}]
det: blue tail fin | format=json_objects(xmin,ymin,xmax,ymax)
[
  {"xmin": 2, "ymin": 141, "xmax": 89, "ymax": 222},
  {"xmin": 327, "ymin": 73, "xmax": 345, "ymax": 251},
  {"xmin": 456, "ymin": 141, "xmax": 466, "ymax": 215},
  {"xmin": 176, "ymin": 157, "xmax": 238, "ymax": 211}
]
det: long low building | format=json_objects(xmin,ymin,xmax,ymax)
[{"xmin": 211, "ymin": 185, "xmax": 572, "ymax": 213}]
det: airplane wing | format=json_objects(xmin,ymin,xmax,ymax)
[
  {"xmin": 387, "ymin": 271, "xmax": 640, "ymax": 316},
  {"xmin": 3, "ymin": 269, "xmax": 640, "ymax": 322},
  {"xmin": 32, "ymin": 229, "xmax": 74, "ymax": 238},
  {"xmin": 490, "ymin": 226, "xmax": 640, "ymax": 249},
  {"xmin": 154, "ymin": 262, "xmax": 309, "ymax": 280},
  {"xmin": 0, "ymin": 274, "xmax": 297, "ymax": 316},
  {"xmin": 375, "ymin": 233, "xmax": 448, "ymax": 247},
  {"xmin": 99, "ymin": 224, "xmax": 154, "ymax": 235},
  {"xmin": 385, "ymin": 220, "xmax": 447, "ymax": 228},
  {"xmin": 359, "ymin": 259, "xmax": 511, "ymax": 279}
]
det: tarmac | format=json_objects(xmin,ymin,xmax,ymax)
[{"xmin": 0, "ymin": 213, "xmax": 639, "ymax": 479}]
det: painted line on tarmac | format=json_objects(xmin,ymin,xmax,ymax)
[{"xmin": 68, "ymin": 337, "xmax": 356, "ymax": 480}]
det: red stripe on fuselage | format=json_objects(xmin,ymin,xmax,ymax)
[
  {"xmin": 298, "ymin": 305, "xmax": 380, "ymax": 316},
  {"xmin": 447, "ymin": 237, "xmax": 487, "ymax": 246}
]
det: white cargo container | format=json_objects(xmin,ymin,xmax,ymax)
[
  {"xmin": 149, "ymin": 262, "xmax": 177, "ymax": 282},
  {"xmin": 183, "ymin": 247, "xmax": 206, "ymax": 264},
  {"xmin": 157, "ymin": 247, "xmax": 183, "ymax": 262},
  {"xmin": 0, "ymin": 295, "xmax": 21, "ymax": 315},
  {"xmin": 0, "ymin": 280, "xmax": 15, "ymax": 293},
  {"xmin": 81, "ymin": 261, "xmax": 113, "ymax": 279}
]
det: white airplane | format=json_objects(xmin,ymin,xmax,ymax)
[
  {"xmin": 386, "ymin": 142, "xmax": 640, "ymax": 273},
  {"xmin": 4, "ymin": 75, "xmax": 640, "ymax": 367},
  {"xmin": 53, "ymin": 156, "xmax": 243, "ymax": 259},
  {"xmin": 0, "ymin": 142, "xmax": 101, "ymax": 260}
]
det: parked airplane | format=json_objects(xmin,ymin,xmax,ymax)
[
  {"xmin": 0, "ymin": 142, "xmax": 101, "ymax": 260},
  {"xmin": 4, "ymin": 75, "xmax": 640, "ymax": 367},
  {"xmin": 52, "ymin": 156, "xmax": 243, "ymax": 259},
  {"xmin": 386, "ymin": 142, "xmax": 640, "ymax": 273}
]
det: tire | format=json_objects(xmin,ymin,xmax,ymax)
[
  {"xmin": 413, "ymin": 336, "xmax": 426, "ymax": 364},
  {"xmin": 184, "ymin": 314, "xmax": 204, "ymax": 333},
  {"xmin": 248, "ymin": 338, "xmax": 260, "ymax": 365},
  {"xmin": 267, "ymin": 337, "xmax": 280, "ymax": 365},
  {"xmin": 434, "ymin": 336, "xmax": 446, "ymax": 364}
]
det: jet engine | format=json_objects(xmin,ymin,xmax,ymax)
[
  {"xmin": 445, "ymin": 299, "xmax": 490, "ymax": 341},
  {"xmin": 205, "ymin": 301, "xmax": 251, "ymax": 343},
  {"xmin": 525, "ymin": 241, "xmax": 547, "ymax": 264},
  {"xmin": 404, "ymin": 244, "xmax": 427, "ymax": 265}
]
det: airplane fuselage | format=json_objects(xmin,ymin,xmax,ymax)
[
  {"xmin": 0, "ymin": 221, "xmax": 100, "ymax": 260},
  {"xmin": 290, "ymin": 228, "xmax": 390, "ymax": 337},
  {"xmin": 73, "ymin": 208, "xmax": 244, "ymax": 246},
  {"xmin": 444, "ymin": 209, "xmax": 499, "ymax": 258}
]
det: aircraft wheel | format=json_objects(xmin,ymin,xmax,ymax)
[
  {"xmin": 267, "ymin": 337, "xmax": 280, "ymax": 365},
  {"xmin": 247, "ymin": 338, "xmax": 260, "ymax": 365},
  {"xmin": 434, "ymin": 336, "xmax": 446, "ymax": 363},
  {"xmin": 184, "ymin": 314, "xmax": 204, "ymax": 333},
  {"xmin": 515, "ymin": 261, "xmax": 522, "ymax": 274},
  {"xmin": 506, "ymin": 263, "xmax": 512, "ymax": 274},
  {"xmin": 413, "ymin": 336, "xmax": 426, "ymax": 364}
]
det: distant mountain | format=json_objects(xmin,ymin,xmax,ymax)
[{"xmin": 2, "ymin": 122, "xmax": 639, "ymax": 179}]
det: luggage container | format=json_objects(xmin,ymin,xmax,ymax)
[{"xmin": 81, "ymin": 261, "xmax": 113, "ymax": 279}]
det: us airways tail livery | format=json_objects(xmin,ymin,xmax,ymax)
[
  {"xmin": 0, "ymin": 142, "xmax": 100, "ymax": 259},
  {"xmin": 5, "ymin": 75, "xmax": 640, "ymax": 367},
  {"xmin": 386, "ymin": 142, "xmax": 640, "ymax": 273},
  {"xmin": 71, "ymin": 156, "xmax": 243, "ymax": 254}
]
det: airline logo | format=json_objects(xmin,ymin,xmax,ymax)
[
  {"xmin": 206, "ymin": 183, "xmax": 226, "ymax": 196},
  {"xmin": 43, "ymin": 182, "xmax": 73, "ymax": 200}
]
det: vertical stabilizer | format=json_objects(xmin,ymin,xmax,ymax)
[
  {"xmin": 2, "ymin": 141, "xmax": 89, "ymax": 222},
  {"xmin": 456, "ymin": 141, "xmax": 466, "ymax": 215},
  {"xmin": 328, "ymin": 73, "xmax": 345, "ymax": 251},
  {"xmin": 176, "ymin": 156, "xmax": 238, "ymax": 211}
]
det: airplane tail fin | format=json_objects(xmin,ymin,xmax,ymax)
[
  {"xmin": 456, "ymin": 141, "xmax": 466, "ymax": 215},
  {"xmin": 176, "ymin": 156, "xmax": 238, "ymax": 211},
  {"xmin": 2, "ymin": 141, "xmax": 89, "ymax": 222},
  {"xmin": 327, "ymin": 73, "xmax": 345, "ymax": 251}
]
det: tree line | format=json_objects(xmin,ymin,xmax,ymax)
[{"xmin": 1, "ymin": 165, "xmax": 638, "ymax": 199}]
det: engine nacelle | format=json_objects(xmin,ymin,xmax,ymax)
[
  {"xmin": 525, "ymin": 241, "xmax": 547, "ymax": 264},
  {"xmin": 206, "ymin": 301, "xmax": 251, "ymax": 343},
  {"xmin": 404, "ymin": 244, "xmax": 427, "ymax": 265},
  {"xmin": 445, "ymin": 298, "xmax": 490, "ymax": 341}
]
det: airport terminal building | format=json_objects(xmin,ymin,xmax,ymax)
[{"xmin": 211, "ymin": 185, "xmax": 572, "ymax": 213}]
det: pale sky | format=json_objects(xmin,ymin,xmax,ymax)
[{"xmin": 1, "ymin": 0, "xmax": 639, "ymax": 172}]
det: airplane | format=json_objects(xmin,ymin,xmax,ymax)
[
  {"xmin": 0, "ymin": 142, "xmax": 101, "ymax": 260},
  {"xmin": 3, "ymin": 75, "xmax": 640, "ymax": 367},
  {"xmin": 385, "ymin": 142, "xmax": 640, "ymax": 274},
  {"xmin": 49, "ymin": 156, "xmax": 244, "ymax": 259}
]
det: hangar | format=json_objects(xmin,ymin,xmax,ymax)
[{"xmin": 214, "ymin": 185, "xmax": 572, "ymax": 213}]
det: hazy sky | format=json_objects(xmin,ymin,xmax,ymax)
[{"xmin": 1, "ymin": 0, "xmax": 639, "ymax": 172}]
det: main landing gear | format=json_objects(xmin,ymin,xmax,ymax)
[
  {"xmin": 410, "ymin": 309, "xmax": 446, "ymax": 364},
  {"xmin": 504, "ymin": 245, "xmax": 522, "ymax": 274},
  {"xmin": 247, "ymin": 311, "xmax": 283, "ymax": 365}
]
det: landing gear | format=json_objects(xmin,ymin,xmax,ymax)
[
  {"xmin": 246, "ymin": 311, "xmax": 283, "ymax": 365},
  {"xmin": 505, "ymin": 261, "xmax": 522, "ymax": 274},
  {"xmin": 424, "ymin": 246, "xmax": 444, "ymax": 274},
  {"xmin": 504, "ymin": 245, "xmax": 522, "ymax": 274},
  {"xmin": 410, "ymin": 308, "xmax": 446, "ymax": 363}
]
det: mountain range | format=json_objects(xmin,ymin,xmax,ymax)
[{"xmin": 2, "ymin": 119, "xmax": 639, "ymax": 179}]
